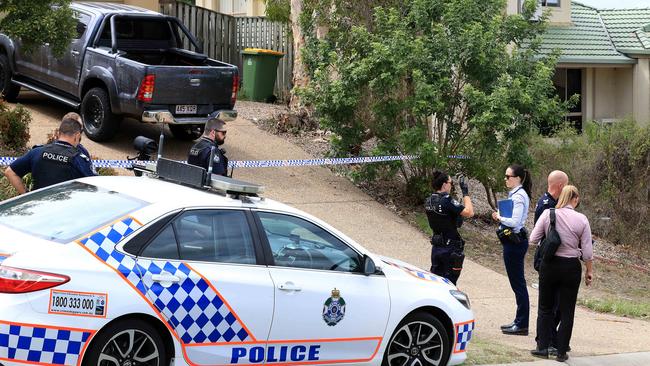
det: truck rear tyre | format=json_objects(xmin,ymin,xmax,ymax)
[
  {"xmin": 169, "ymin": 124, "xmax": 204, "ymax": 140},
  {"xmin": 81, "ymin": 87, "xmax": 119, "ymax": 142},
  {"xmin": 0, "ymin": 54, "xmax": 20, "ymax": 102}
]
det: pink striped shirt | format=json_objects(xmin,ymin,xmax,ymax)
[{"xmin": 529, "ymin": 205, "xmax": 593, "ymax": 261}]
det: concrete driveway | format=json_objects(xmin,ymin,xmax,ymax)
[{"xmin": 10, "ymin": 93, "xmax": 650, "ymax": 361}]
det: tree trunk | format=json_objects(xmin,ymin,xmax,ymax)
[{"xmin": 289, "ymin": 0, "xmax": 309, "ymax": 111}]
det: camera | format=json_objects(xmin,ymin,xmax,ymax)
[{"xmin": 128, "ymin": 136, "xmax": 158, "ymax": 176}]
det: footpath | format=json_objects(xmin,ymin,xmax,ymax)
[{"xmin": 22, "ymin": 98, "xmax": 650, "ymax": 363}]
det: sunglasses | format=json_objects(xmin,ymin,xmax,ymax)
[{"xmin": 505, "ymin": 175, "xmax": 516, "ymax": 179}]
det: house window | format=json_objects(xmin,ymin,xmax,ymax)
[
  {"xmin": 551, "ymin": 68, "xmax": 583, "ymax": 132},
  {"xmin": 541, "ymin": 0, "xmax": 560, "ymax": 6}
]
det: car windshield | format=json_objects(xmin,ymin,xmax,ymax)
[{"xmin": 0, "ymin": 181, "xmax": 148, "ymax": 243}]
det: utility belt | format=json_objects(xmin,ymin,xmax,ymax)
[
  {"xmin": 431, "ymin": 234, "xmax": 464, "ymax": 249},
  {"xmin": 496, "ymin": 226, "xmax": 528, "ymax": 245}
]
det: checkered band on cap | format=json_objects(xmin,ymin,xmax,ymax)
[
  {"xmin": 454, "ymin": 321, "xmax": 475, "ymax": 353},
  {"xmin": 0, "ymin": 323, "xmax": 92, "ymax": 365},
  {"xmin": 78, "ymin": 217, "xmax": 251, "ymax": 344}
]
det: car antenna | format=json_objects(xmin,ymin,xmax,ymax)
[
  {"xmin": 157, "ymin": 123, "xmax": 165, "ymax": 160},
  {"xmin": 206, "ymin": 146, "xmax": 216, "ymax": 177}
]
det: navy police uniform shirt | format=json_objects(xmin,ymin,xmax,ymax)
[
  {"xmin": 10, "ymin": 141, "xmax": 96, "ymax": 190},
  {"xmin": 534, "ymin": 191, "xmax": 558, "ymax": 224},
  {"xmin": 425, "ymin": 192, "xmax": 465, "ymax": 241},
  {"xmin": 187, "ymin": 137, "xmax": 229, "ymax": 176}
]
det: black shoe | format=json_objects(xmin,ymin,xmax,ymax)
[
  {"xmin": 530, "ymin": 348, "xmax": 549, "ymax": 359},
  {"xmin": 556, "ymin": 353, "xmax": 569, "ymax": 362},
  {"xmin": 501, "ymin": 324, "xmax": 529, "ymax": 336},
  {"xmin": 500, "ymin": 322, "xmax": 516, "ymax": 330}
]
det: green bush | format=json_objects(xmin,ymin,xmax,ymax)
[
  {"xmin": 299, "ymin": 0, "xmax": 569, "ymax": 205},
  {"xmin": 0, "ymin": 102, "xmax": 31, "ymax": 153},
  {"xmin": 530, "ymin": 121, "xmax": 650, "ymax": 248}
]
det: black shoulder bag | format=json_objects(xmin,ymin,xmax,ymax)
[{"xmin": 537, "ymin": 209, "xmax": 562, "ymax": 268}]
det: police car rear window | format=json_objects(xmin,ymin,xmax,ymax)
[{"xmin": 0, "ymin": 181, "xmax": 148, "ymax": 243}]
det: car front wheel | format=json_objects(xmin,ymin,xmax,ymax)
[
  {"xmin": 382, "ymin": 312, "xmax": 450, "ymax": 366},
  {"xmin": 0, "ymin": 54, "xmax": 20, "ymax": 102},
  {"xmin": 83, "ymin": 319, "xmax": 166, "ymax": 366}
]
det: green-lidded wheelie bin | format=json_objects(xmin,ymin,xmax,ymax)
[{"xmin": 240, "ymin": 48, "xmax": 284, "ymax": 102}]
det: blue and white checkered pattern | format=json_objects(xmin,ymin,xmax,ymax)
[
  {"xmin": 137, "ymin": 260, "xmax": 249, "ymax": 344},
  {"xmin": 455, "ymin": 321, "xmax": 475, "ymax": 353},
  {"xmin": 0, "ymin": 323, "xmax": 91, "ymax": 365},
  {"xmin": 78, "ymin": 217, "xmax": 251, "ymax": 344},
  {"xmin": 382, "ymin": 260, "xmax": 453, "ymax": 285}
]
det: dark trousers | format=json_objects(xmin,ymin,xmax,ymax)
[
  {"xmin": 536, "ymin": 257, "xmax": 581, "ymax": 355},
  {"xmin": 535, "ymin": 292, "xmax": 561, "ymax": 347},
  {"xmin": 503, "ymin": 238, "xmax": 530, "ymax": 328},
  {"xmin": 431, "ymin": 245, "xmax": 461, "ymax": 285}
]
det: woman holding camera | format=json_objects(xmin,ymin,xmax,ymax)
[
  {"xmin": 529, "ymin": 185, "xmax": 594, "ymax": 362},
  {"xmin": 492, "ymin": 164, "xmax": 532, "ymax": 336}
]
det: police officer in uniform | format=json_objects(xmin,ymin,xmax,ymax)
[
  {"xmin": 187, "ymin": 118, "xmax": 229, "ymax": 176},
  {"xmin": 425, "ymin": 171, "xmax": 474, "ymax": 285},
  {"xmin": 4, "ymin": 118, "xmax": 96, "ymax": 194}
]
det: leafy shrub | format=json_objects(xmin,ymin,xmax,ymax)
[
  {"xmin": 299, "ymin": 0, "xmax": 569, "ymax": 205},
  {"xmin": 0, "ymin": 102, "xmax": 31, "ymax": 153},
  {"xmin": 530, "ymin": 121, "xmax": 650, "ymax": 248}
]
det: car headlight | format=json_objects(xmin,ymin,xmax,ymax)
[{"xmin": 450, "ymin": 290, "xmax": 471, "ymax": 309}]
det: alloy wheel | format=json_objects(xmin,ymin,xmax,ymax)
[
  {"xmin": 386, "ymin": 321, "xmax": 445, "ymax": 366},
  {"xmin": 97, "ymin": 329, "xmax": 160, "ymax": 366}
]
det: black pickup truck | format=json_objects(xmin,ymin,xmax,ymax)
[{"xmin": 0, "ymin": 2, "xmax": 238, "ymax": 141}]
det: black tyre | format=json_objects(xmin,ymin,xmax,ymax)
[
  {"xmin": 0, "ymin": 54, "xmax": 20, "ymax": 102},
  {"xmin": 169, "ymin": 124, "xmax": 204, "ymax": 140},
  {"xmin": 382, "ymin": 312, "xmax": 451, "ymax": 366},
  {"xmin": 81, "ymin": 87, "xmax": 119, "ymax": 142},
  {"xmin": 83, "ymin": 319, "xmax": 166, "ymax": 366}
]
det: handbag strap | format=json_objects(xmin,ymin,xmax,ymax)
[{"xmin": 549, "ymin": 208, "xmax": 556, "ymax": 227}]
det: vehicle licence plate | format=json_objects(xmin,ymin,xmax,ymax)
[{"xmin": 175, "ymin": 105, "xmax": 197, "ymax": 114}]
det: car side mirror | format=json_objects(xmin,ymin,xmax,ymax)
[{"xmin": 363, "ymin": 255, "xmax": 377, "ymax": 276}]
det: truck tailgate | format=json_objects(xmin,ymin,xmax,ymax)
[{"xmin": 149, "ymin": 66, "xmax": 236, "ymax": 105}]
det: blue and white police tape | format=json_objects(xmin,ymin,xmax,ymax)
[
  {"xmin": 0, "ymin": 155, "xmax": 420, "ymax": 170},
  {"xmin": 0, "ymin": 154, "xmax": 470, "ymax": 170}
]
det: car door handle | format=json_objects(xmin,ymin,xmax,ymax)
[
  {"xmin": 278, "ymin": 282, "xmax": 302, "ymax": 292},
  {"xmin": 152, "ymin": 274, "xmax": 180, "ymax": 283}
]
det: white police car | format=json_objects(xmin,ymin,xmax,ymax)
[{"xmin": 0, "ymin": 159, "xmax": 474, "ymax": 366}]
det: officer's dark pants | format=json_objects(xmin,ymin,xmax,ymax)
[
  {"xmin": 502, "ymin": 237, "xmax": 529, "ymax": 328},
  {"xmin": 536, "ymin": 257, "xmax": 581, "ymax": 355},
  {"xmin": 431, "ymin": 246, "xmax": 460, "ymax": 285},
  {"xmin": 535, "ymin": 292, "xmax": 561, "ymax": 347}
]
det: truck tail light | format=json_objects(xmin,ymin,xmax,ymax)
[
  {"xmin": 137, "ymin": 74, "xmax": 156, "ymax": 103},
  {"xmin": 0, "ymin": 265, "xmax": 69, "ymax": 293},
  {"xmin": 231, "ymin": 73, "xmax": 239, "ymax": 106}
]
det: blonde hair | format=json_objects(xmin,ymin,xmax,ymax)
[{"xmin": 556, "ymin": 185, "xmax": 580, "ymax": 208}]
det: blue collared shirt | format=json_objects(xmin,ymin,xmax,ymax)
[{"xmin": 500, "ymin": 185, "xmax": 530, "ymax": 233}]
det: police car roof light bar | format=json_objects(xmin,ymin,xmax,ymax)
[{"xmin": 208, "ymin": 175, "xmax": 265, "ymax": 196}]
